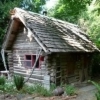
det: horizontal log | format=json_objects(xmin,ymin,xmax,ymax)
[
  {"xmin": 9, "ymin": 67, "xmax": 13, "ymax": 69},
  {"xmin": 7, "ymin": 50, "xmax": 13, "ymax": 52},
  {"xmin": 14, "ymin": 71, "xmax": 44, "ymax": 80},
  {"xmin": 8, "ymin": 62, "xmax": 13, "ymax": 64},
  {"xmin": 7, "ymin": 56, "xmax": 13, "ymax": 58},
  {"xmin": 15, "ymin": 39, "xmax": 38, "ymax": 43},
  {"xmin": 24, "ymin": 77, "xmax": 43, "ymax": 84},
  {"xmin": 13, "ymin": 45, "xmax": 39, "ymax": 48}
]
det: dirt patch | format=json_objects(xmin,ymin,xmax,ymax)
[
  {"xmin": 33, "ymin": 95, "xmax": 77, "ymax": 100},
  {"xmin": 0, "ymin": 94, "xmax": 77, "ymax": 100},
  {"xmin": 0, "ymin": 94, "xmax": 16, "ymax": 100}
]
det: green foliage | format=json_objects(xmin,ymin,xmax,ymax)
[
  {"xmin": 14, "ymin": 75, "xmax": 24, "ymax": 91},
  {"xmin": 20, "ymin": 84, "xmax": 35, "ymax": 94},
  {"xmin": 79, "ymin": 0, "xmax": 100, "ymax": 48},
  {"xmin": 89, "ymin": 80, "xmax": 100, "ymax": 100},
  {"xmin": 65, "ymin": 84, "xmax": 75, "ymax": 96},
  {"xmin": 49, "ymin": 0, "xmax": 100, "ymax": 50},
  {"xmin": 50, "ymin": 83, "xmax": 56, "ymax": 91},
  {"xmin": 0, "ymin": 76, "xmax": 6, "ymax": 86},
  {"xmin": 33, "ymin": 84, "xmax": 52, "ymax": 96},
  {"xmin": 96, "ymin": 92, "xmax": 100, "ymax": 100},
  {"xmin": 20, "ymin": 84, "xmax": 52, "ymax": 96},
  {"xmin": 0, "ymin": 78, "xmax": 77, "ymax": 97},
  {"xmin": 4, "ymin": 80, "xmax": 15, "ymax": 94},
  {"xmin": 0, "ymin": 0, "xmax": 46, "ymax": 48},
  {"xmin": 0, "ymin": 76, "xmax": 6, "ymax": 92},
  {"xmin": 48, "ymin": 0, "xmax": 92, "ymax": 23},
  {"xmin": 0, "ymin": 0, "xmax": 22, "ymax": 46},
  {"xmin": 22, "ymin": 83, "xmax": 60, "ymax": 96},
  {"xmin": 0, "ymin": 77, "xmax": 52, "ymax": 97},
  {"xmin": 22, "ymin": 84, "xmax": 52, "ymax": 96},
  {"xmin": 21, "ymin": 0, "xmax": 45, "ymax": 12}
]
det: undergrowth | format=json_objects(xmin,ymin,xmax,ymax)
[
  {"xmin": 0, "ymin": 75, "xmax": 76, "ymax": 97},
  {"xmin": 89, "ymin": 80, "xmax": 100, "ymax": 100}
]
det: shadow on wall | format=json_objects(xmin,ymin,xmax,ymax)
[
  {"xmin": 92, "ymin": 53, "xmax": 100, "ymax": 78},
  {"xmin": 0, "ymin": 53, "xmax": 9, "ymax": 71}
]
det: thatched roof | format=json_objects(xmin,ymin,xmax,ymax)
[{"xmin": 2, "ymin": 8, "xmax": 99, "ymax": 53}]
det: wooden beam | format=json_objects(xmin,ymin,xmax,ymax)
[{"xmin": 2, "ymin": 19, "xmax": 14, "ymax": 49}]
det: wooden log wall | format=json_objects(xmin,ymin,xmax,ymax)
[
  {"xmin": 9, "ymin": 28, "xmax": 48, "ymax": 84},
  {"xmin": 47, "ymin": 53, "xmax": 91, "ymax": 86},
  {"xmin": 12, "ymin": 49, "xmax": 48, "ymax": 83},
  {"xmin": 13, "ymin": 28, "xmax": 40, "ymax": 49}
]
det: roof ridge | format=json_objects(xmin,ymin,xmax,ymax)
[
  {"xmin": 28, "ymin": 11, "xmax": 78, "ymax": 27},
  {"xmin": 14, "ymin": 7, "xmax": 78, "ymax": 28}
]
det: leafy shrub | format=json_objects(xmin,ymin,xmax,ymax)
[
  {"xmin": 65, "ymin": 85, "xmax": 75, "ymax": 96},
  {"xmin": 21, "ymin": 84, "xmax": 35, "ymax": 94},
  {"xmin": 0, "ymin": 76, "xmax": 6, "ymax": 86},
  {"xmin": 50, "ymin": 83, "xmax": 56, "ymax": 91},
  {"xmin": 89, "ymin": 80, "xmax": 100, "ymax": 100},
  {"xmin": 20, "ymin": 83, "xmax": 52, "ymax": 96},
  {"xmin": 0, "ymin": 76, "xmax": 6, "ymax": 91},
  {"xmin": 4, "ymin": 81, "xmax": 15, "ymax": 94},
  {"xmin": 33, "ymin": 84, "xmax": 52, "ymax": 97},
  {"xmin": 14, "ymin": 75, "xmax": 24, "ymax": 91}
]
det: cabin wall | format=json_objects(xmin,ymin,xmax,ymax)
[
  {"xmin": 47, "ymin": 53, "xmax": 91, "ymax": 85},
  {"xmin": 12, "ymin": 49, "xmax": 47, "ymax": 83},
  {"xmin": 8, "ymin": 27, "xmax": 48, "ymax": 83}
]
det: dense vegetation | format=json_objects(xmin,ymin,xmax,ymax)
[
  {"xmin": 48, "ymin": 0, "xmax": 100, "ymax": 49},
  {"xmin": 0, "ymin": 0, "xmax": 45, "ymax": 47},
  {"xmin": 48, "ymin": 0, "xmax": 92, "ymax": 23},
  {"xmin": 0, "ymin": 75, "xmax": 76, "ymax": 97},
  {"xmin": 0, "ymin": 0, "xmax": 21, "ymax": 46}
]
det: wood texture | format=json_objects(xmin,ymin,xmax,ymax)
[{"xmin": 47, "ymin": 53, "xmax": 91, "ymax": 85}]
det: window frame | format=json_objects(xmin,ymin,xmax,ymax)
[{"xmin": 24, "ymin": 54, "xmax": 44, "ymax": 69}]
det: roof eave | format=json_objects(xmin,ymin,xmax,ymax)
[{"xmin": 2, "ymin": 19, "xmax": 14, "ymax": 50}]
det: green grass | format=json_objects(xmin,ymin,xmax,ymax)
[
  {"xmin": 21, "ymin": 84, "xmax": 52, "ymax": 97},
  {"xmin": 64, "ymin": 84, "xmax": 76, "ymax": 96},
  {"xmin": 0, "ymin": 76, "xmax": 6, "ymax": 92},
  {"xmin": 0, "ymin": 75, "xmax": 77, "ymax": 97}
]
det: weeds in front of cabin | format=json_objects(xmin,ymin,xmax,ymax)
[
  {"xmin": 14, "ymin": 75, "xmax": 24, "ymax": 91},
  {"xmin": 0, "ymin": 75, "xmax": 53, "ymax": 97},
  {"xmin": 0, "ymin": 75, "xmax": 76, "ymax": 97},
  {"xmin": 5, "ymin": 80, "xmax": 15, "ymax": 94},
  {"xmin": 0, "ymin": 76, "xmax": 6, "ymax": 99},
  {"xmin": 21, "ymin": 84, "xmax": 52, "ymax": 97},
  {"xmin": 60, "ymin": 83, "xmax": 76, "ymax": 96},
  {"xmin": 65, "ymin": 84, "xmax": 76, "ymax": 95},
  {"xmin": 32, "ymin": 84, "xmax": 52, "ymax": 96}
]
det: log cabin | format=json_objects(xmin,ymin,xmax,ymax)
[{"xmin": 1, "ymin": 8, "xmax": 99, "ymax": 87}]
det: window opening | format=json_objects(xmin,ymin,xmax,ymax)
[{"xmin": 25, "ymin": 55, "xmax": 44, "ymax": 68}]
